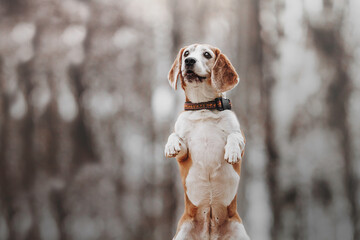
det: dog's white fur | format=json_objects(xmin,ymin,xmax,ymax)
[
  {"xmin": 165, "ymin": 44, "xmax": 250, "ymax": 240},
  {"xmin": 172, "ymin": 110, "xmax": 243, "ymax": 206}
]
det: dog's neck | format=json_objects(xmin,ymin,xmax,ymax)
[{"xmin": 184, "ymin": 82, "xmax": 223, "ymax": 103}]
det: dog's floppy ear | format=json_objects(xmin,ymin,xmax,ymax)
[
  {"xmin": 211, "ymin": 48, "xmax": 239, "ymax": 93},
  {"xmin": 168, "ymin": 47, "xmax": 185, "ymax": 90}
]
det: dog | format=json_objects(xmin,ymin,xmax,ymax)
[{"xmin": 165, "ymin": 44, "xmax": 250, "ymax": 240}]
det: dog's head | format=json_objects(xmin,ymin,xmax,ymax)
[{"xmin": 168, "ymin": 44, "xmax": 239, "ymax": 102}]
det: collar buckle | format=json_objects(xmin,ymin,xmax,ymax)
[{"xmin": 215, "ymin": 97, "xmax": 231, "ymax": 111}]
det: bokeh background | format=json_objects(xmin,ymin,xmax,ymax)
[{"xmin": 0, "ymin": 0, "xmax": 359, "ymax": 239}]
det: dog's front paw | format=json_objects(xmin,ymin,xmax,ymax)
[
  {"xmin": 165, "ymin": 134, "xmax": 183, "ymax": 158},
  {"xmin": 224, "ymin": 144, "xmax": 242, "ymax": 165},
  {"xmin": 165, "ymin": 141, "xmax": 181, "ymax": 158}
]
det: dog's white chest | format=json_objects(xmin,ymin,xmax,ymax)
[
  {"xmin": 188, "ymin": 119, "xmax": 225, "ymax": 168},
  {"xmin": 176, "ymin": 110, "xmax": 240, "ymax": 207}
]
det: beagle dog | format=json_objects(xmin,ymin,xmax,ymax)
[{"xmin": 165, "ymin": 44, "xmax": 250, "ymax": 240}]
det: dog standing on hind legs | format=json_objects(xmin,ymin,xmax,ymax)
[{"xmin": 164, "ymin": 44, "xmax": 250, "ymax": 240}]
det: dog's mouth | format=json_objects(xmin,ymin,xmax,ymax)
[{"xmin": 184, "ymin": 70, "xmax": 207, "ymax": 82}]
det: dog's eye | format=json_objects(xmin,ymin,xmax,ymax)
[
  {"xmin": 203, "ymin": 52, "xmax": 212, "ymax": 59},
  {"xmin": 184, "ymin": 51, "xmax": 189, "ymax": 57}
]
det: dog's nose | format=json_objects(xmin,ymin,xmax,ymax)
[{"xmin": 185, "ymin": 57, "xmax": 196, "ymax": 66}]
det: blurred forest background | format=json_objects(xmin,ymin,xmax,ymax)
[{"xmin": 0, "ymin": 0, "xmax": 359, "ymax": 240}]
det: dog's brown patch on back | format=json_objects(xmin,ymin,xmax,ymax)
[
  {"xmin": 174, "ymin": 153, "xmax": 198, "ymax": 237},
  {"xmin": 177, "ymin": 152, "xmax": 192, "ymax": 185},
  {"xmin": 232, "ymin": 161, "xmax": 242, "ymax": 176},
  {"xmin": 227, "ymin": 196, "xmax": 242, "ymax": 222}
]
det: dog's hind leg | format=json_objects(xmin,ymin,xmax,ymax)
[
  {"xmin": 220, "ymin": 221, "xmax": 250, "ymax": 240},
  {"xmin": 173, "ymin": 210, "xmax": 210, "ymax": 240},
  {"xmin": 173, "ymin": 221, "xmax": 196, "ymax": 240}
]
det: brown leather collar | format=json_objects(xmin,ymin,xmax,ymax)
[{"xmin": 184, "ymin": 97, "xmax": 232, "ymax": 111}]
